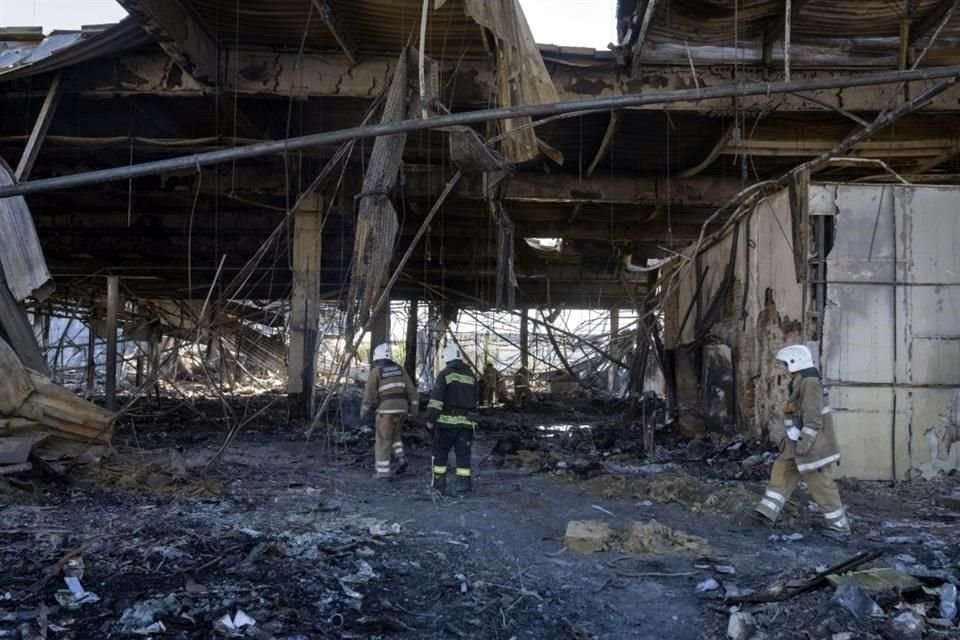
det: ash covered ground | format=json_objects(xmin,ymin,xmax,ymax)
[{"xmin": 2, "ymin": 392, "xmax": 959, "ymax": 639}]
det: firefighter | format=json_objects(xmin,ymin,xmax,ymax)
[
  {"xmin": 360, "ymin": 343, "xmax": 419, "ymax": 479},
  {"xmin": 496, "ymin": 370, "xmax": 508, "ymax": 402},
  {"xmin": 751, "ymin": 344, "xmax": 850, "ymax": 537},
  {"xmin": 514, "ymin": 365, "xmax": 531, "ymax": 408},
  {"xmin": 482, "ymin": 362, "xmax": 498, "ymax": 405},
  {"xmin": 425, "ymin": 344, "xmax": 478, "ymax": 495}
]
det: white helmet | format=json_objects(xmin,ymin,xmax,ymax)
[
  {"xmin": 776, "ymin": 344, "xmax": 815, "ymax": 373},
  {"xmin": 373, "ymin": 343, "xmax": 392, "ymax": 361},
  {"xmin": 442, "ymin": 343, "xmax": 462, "ymax": 364}
]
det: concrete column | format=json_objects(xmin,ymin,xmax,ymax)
[
  {"xmin": 288, "ymin": 200, "xmax": 323, "ymax": 420},
  {"xmin": 105, "ymin": 275, "xmax": 119, "ymax": 411},
  {"xmin": 608, "ymin": 308, "xmax": 620, "ymax": 393},
  {"xmin": 369, "ymin": 299, "xmax": 390, "ymax": 364},
  {"xmin": 404, "ymin": 297, "xmax": 418, "ymax": 380},
  {"xmin": 519, "ymin": 308, "xmax": 529, "ymax": 369}
]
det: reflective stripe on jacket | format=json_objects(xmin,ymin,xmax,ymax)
[
  {"xmin": 362, "ymin": 360, "xmax": 419, "ymax": 416},
  {"xmin": 780, "ymin": 369, "xmax": 840, "ymax": 472},
  {"xmin": 425, "ymin": 360, "xmax": 477, "ymax": 426}
]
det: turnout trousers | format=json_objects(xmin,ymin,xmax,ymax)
[
  {"xmin": 756, "ymin": 457, "xmax": 849, "ymax": 532},
  {"xmin": 374, "ymin": 413, "xmax": 406, "ymax": 476},
  {"xmin": 431, "ymin": 425, "xmax": 473, "ymax": 481}
]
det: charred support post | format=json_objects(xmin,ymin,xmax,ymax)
[
  {"xmin": 404, "ymin": 297, "xmax": 418, "ymax": 380},
  {"xmin": 134, "ymin": 306, "xmax": 145, "ymax": 386},
  {"xmin": 86, "ymin": 314, "xmax": 96, "ymax": 398},
  {"xmin": 105, "ymin": 275, "xmax": 119, "ymax": 411},
  {"xmin": 608, "ymin": 309, "xmax": 620, "ymax": 393},
  {"xmin": 520, "ymin": 308, "xmax": 529, "ymax": 369},
  {"xmin": 0, "ymin": 268, "xmax": 47, "ymax": 374},
  {"xmin": 135, "ymin": 355, "xmax": 144, "ymax": 387},
  {"xmin": 288, "ymin": 201, "xmax": 323, "ymax": 421},
  {"xmin": 784, "ymin": 0, "xmax": 792, "ymax": 81},
  {"xmin": 369, "ymin": 299, "xmax": 390, "ymax": 364},
  {"xmin": 148, "ymin": 337, "xmax": 160, "ymax": 400},
  {"xmin": 41, "ymin": 313, "xmax": 50, "ymax": 360}
]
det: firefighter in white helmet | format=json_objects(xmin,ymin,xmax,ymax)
[
  {"xmin": 750, "ymin": 344, "xmax": 850, "ymax": 537},
  {"xmin": 361, "ymin": 343, "xmax": 419, "ymax": 479},
  {"xmin": 425, "ymin": 343, "xmax": 478, "ymax": 495}
]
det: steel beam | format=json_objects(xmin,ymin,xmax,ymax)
[
  {"xmin": 14, "ymin": 71, "xmax": 63, "ymax": 183},
  {"xmin": 20, "ymin": 50, "xmax": 960, "ymax": 115},
  {"xmin": 4, "ymin": 65, "xmax": 960, "ymax": 199}
]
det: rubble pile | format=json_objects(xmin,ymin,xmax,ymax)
[
  {"xmin": 0, "ymin": 338, "xmax": 114, "ymax": 486},
  {"xmin": 563, "ymin": 519, "xmax": 708, "ymax": 556},
  {"xmin": 484, "ymin": 397, "xmax": 776, "ymax": 485},
  {"xmin": 700, "ymin": 549, "xmax": 960, "ymax": 640},
  {"xmin": 3, "ymin": 390, "xmax": 960, "ymax": 639},
  {"xmin": 580, "ymin": 470, "xmax": 807, "ymax": 526}
]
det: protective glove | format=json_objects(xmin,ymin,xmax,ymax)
[
  {"xmin": 425, "ymin": 421, "xmax": 434, "ymax": 431},
  {"xmin": 359, "ymin": 406, "xmax": 369, "ymax": 421},
  {"xmin": 795, "ymin": 435, "xmax": 814, "ymax": 457}
]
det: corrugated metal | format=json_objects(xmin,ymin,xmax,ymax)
[
  {"xmin": 0, "ymin": 20, "xmax": 150, "ymax": 82},
  {"xmin": 637, "ymin": 0, "xmax": 956, "ymax": 44},
  {"xmin": 190, "ymin": 0, "xmax": 490, "ymax": 58},
  {"xmin": 0, "ymin": 161, "xmax": 53, "ymax": 301}
]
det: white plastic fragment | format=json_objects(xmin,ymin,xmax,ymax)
[{"xmin": 696, "ymin": 578, "xmax": 721, "ymax": 593}]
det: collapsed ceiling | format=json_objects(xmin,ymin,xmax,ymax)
[{"xmin": 1, "ymin": 0, "xmax": 960, "ymax": 311}]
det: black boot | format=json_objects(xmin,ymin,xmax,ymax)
[
  {"xmin": 454, "ymin": 475, "xmax": 472, "ymax": 495},
  {"xmin": 432, "ymin": 472, "xmax": 447, "ymax": 495},
  {"xmin": 395, "ymin": 458, "xmax": 408, "ymax": 475}
]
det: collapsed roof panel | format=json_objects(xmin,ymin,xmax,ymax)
[{"xmin": 1, "ymin": 0, "xmax": 960, "ymax": 310}]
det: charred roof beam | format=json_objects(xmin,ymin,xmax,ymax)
[
  {"xmin": 313, "ymin": 0, "xmax": 358, "ymax": 65},
  {"xmin": 117, "ymin": 0, "xmax": 220, "ymax": 87}
]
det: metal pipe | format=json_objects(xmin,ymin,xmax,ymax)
[{"xmin": 2, "ymin": 65, "xmax": 960, "ymax": 199}]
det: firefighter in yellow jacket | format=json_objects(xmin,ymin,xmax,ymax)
[
  {"xmin": 514, "ymin": 365, "xmax": 531, "ymax": 408},
  {"xmin": 751, "ymin": 344, "xmax": 850, "ymax": 537},
  {"xmin": 482, "ymin": 362, "xmax": 499, "ymax": 405},
  {"xmin": 361, "ymin": 344, "xmax": 419, "ymax": 479}
]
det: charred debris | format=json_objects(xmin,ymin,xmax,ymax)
[{"xmin": 2, "ymin": 0, "xmax": 960, "ymax": 638}]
